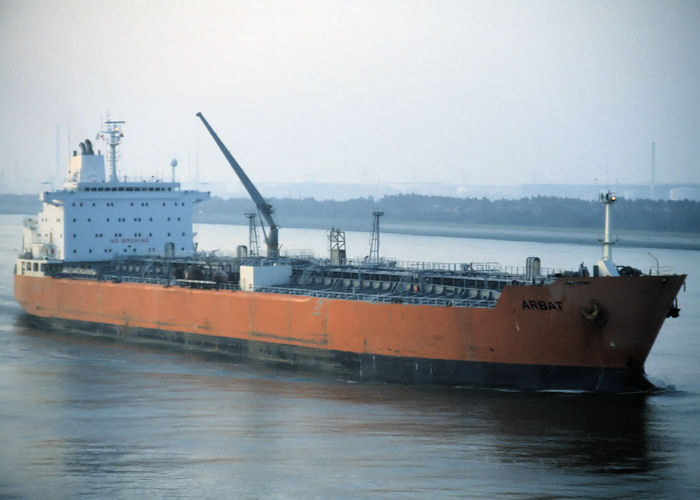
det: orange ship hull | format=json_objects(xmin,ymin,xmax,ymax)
[{"xmin": 14, "ymin": 273, "xmax": 685, "ymax": 392}]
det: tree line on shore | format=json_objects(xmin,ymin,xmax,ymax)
[
  {"xmin": 194, "ymin": 193, "xmax": 700, "ymax": 233},
  {"xmin": 2, "ymin": 192, "xmax": 698, "ymax": 233}
]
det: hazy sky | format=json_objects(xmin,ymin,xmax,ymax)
[{"xmin": 1, "ymin": 0, "xmax": 698, "ymax": 194}]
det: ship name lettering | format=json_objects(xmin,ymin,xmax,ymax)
[
  {"xmin": 109, "ymin": 238, "xmax": 150, "ymax": 244},
  {"xmin": 120, "ymin": 237, "xmax": 150, "ymax": 244},
  {"xmin": 522, "ymin": 300, "xmax": 563, "ymax": 311}
]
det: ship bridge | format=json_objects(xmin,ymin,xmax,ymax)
[{"xmin": 24, "ymin": 120, "xmax": 210, "ymax": 262}]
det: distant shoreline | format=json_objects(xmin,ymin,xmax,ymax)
[
  {"xmin": 4, "ymin": 211, "xmax": 698, "ymax": 251},
  {"xmin": 275, "ymin": 219, "xmax": 700, "ymax": 252},
  {"xmin": 3, "ymin": 192, "xmax": 699, "ymax": 251},
  {"xmin": 380, "ymin": 222, "xmax": 700, "ymax": 251}
]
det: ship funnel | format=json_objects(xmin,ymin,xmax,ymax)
[
  {"xmin": 85, "ymin": 139, "xmax": 94, "ymax": 155},
  {"xmin": 79, "ymin": 142, "xmax": 87, "ymax": 155}
]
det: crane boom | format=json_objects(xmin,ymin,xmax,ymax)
[{"xmin": 196, "ymin": 112, "xmax": 279, "ymax": 259}]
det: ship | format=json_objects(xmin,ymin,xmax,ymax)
[{"xmin": 13, "ymin": 114, "xmax": 686, "ymax": 393}]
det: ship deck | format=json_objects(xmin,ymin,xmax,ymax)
[{"xmin": 34, "ymin": 254, "xmax": 574, "ymax": 309}]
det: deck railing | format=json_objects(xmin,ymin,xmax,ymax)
[
  {"xmin": 253, "ymin": 286, "xmax": 497, "ymax": 308},
  {"xmin": 94, "ymin": 274, "xmax": 498, "ymax": 308}
]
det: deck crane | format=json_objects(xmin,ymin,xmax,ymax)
[{"xmin": 196, "ymin": 112, "xmax": 280, "ymax": 259}]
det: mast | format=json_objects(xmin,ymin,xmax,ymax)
[
  {"xmin": 99, "ymin": 120, "xmax": 125, "ymax": 182},
  {"xmin": 369, "ymin": 211, "xmax": 384, "ymax": 263},
  {"xmin": 245, "ymin": 212, "xmax": 260, "ymax": 257},
  {"xmin": 600, "ymin": 191, "xmax": 616, "ymax": 262},
  {"xmin": 597, "ymin": 191, "xmax": 619, "ymax": 276},
  {"xmin": 650, "ymin": 142, "xmax": 656, "ymax": 200}
]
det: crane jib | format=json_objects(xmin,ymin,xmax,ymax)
[{"xmin": 196, "ymin": 112, "xmax": 279, "ymax": 259}]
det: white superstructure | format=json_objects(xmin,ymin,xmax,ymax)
[{"xmin": 22, "ymin": 120, "xmax": 210, "ymax": 262}]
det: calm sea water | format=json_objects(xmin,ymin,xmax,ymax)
[{"xmin": 1, "ymin": 214, "xmax": 699, "ymax": 499}]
